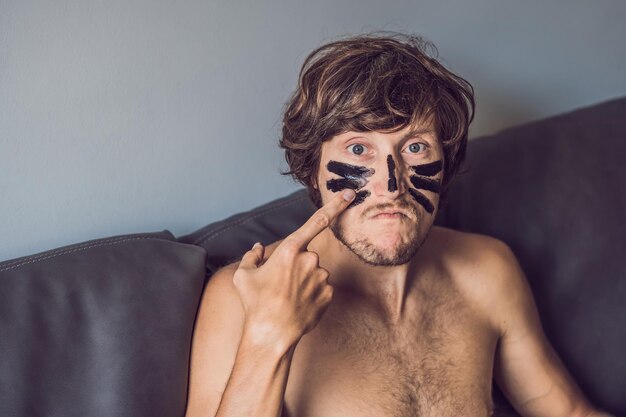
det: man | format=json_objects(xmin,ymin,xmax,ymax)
[{"xmin": 185, "ymin": 33, "xmax": 612, "ymax": 417}]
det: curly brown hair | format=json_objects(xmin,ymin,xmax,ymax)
[{"xmin": 279, "ymin": 32, "xmax": 475, "ymax": 208}]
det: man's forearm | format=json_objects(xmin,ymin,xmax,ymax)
[{"xmin": 215, "ymin": 329, "xmax": 297, "ymax": 417}]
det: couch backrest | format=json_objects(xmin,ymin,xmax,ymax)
[{"xmin": 178, "ymin": 190, "xmax": 318, "ymax": 273}]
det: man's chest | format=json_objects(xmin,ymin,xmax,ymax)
[{"xmin": 283, "ymin": 294, "xmax": 499, "ymax": 417}]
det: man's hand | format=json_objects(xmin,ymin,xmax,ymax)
[
  {"xmin": 232, "ymin": 188, "xmax": 356, "ymax": 352},
  {"xmin": 185, "ymin": 189, "xmax": 356, "ymax": 417}
]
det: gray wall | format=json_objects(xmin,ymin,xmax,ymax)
[{"xmin": 1, "ymin": 0, "xmax": 625, "ymax": 261}]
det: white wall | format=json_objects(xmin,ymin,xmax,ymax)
[{"xmin": 1, "ymin": 0, "xmax": 625, "ymax": 261}]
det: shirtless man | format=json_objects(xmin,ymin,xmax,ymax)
[{"xmin": 185, "ymin": 34, "xmax": 612, "ymax": 417}]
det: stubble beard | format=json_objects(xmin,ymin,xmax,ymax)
[{"xmin": 330, "ymin": 218, "xmax": 428, "ymax": 267}]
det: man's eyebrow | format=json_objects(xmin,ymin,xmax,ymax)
[
  {"xmin": 342, "ymin": 127, "xmax": 436, "ymax": 142},
  {"xmin": 400, "ymin": 128, "xmax": 437, "ymax": 142}
]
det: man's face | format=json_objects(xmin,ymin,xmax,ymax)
[{"xmin": 315, "ymin": 120, "xmax": 444, "ymax": 266}]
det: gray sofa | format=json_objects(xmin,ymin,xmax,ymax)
[{"xmin": 1, "ymin": 97, "xmax": 624, "ymax": 417}]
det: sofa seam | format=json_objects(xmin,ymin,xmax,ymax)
[
  {"xmin": 0, "ymin": 236, "xmax": 166, "ymax": 273},
  {"xmin": 0, "ymin": 235, "xmax": 152, "ymax": 269},
  {"xmin": 193, "ymin": 194, "xmax": 309, "ymax": 246}
]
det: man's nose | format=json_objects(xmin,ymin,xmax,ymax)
[{"xmin": 371, "ymin": 154, "xmax": 407, "ymax": 197}]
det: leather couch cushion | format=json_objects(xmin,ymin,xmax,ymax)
[{"xmin": 0, "ymin": 231, "xmax": 207, "ymax": 417}]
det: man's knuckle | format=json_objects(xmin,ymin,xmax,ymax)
[
  {"xmin": 280, "ymin": 240, "xmax": 299, "ymax": 257},
  {"xmin": 312, "ymin": 213, "xmax": 330, "ymax": 228},
  {"xmin": 301, "ymin": 251, "xmax": 319, "ymax": 267},
  {"xmin": 317, "ymin": 267, "xmax": 329, "ymax": 280},
  {"xmin": 232, "ymin": 273, "xmax": 243, "ymax": 287}
]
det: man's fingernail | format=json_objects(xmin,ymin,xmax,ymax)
[
  {"xmin": 253, "ymin": 242, "xmax": 262, "ymax": 248},
  {"xmin": 342, "ymin": 189, "xmax": 356, "ymax": 201}
]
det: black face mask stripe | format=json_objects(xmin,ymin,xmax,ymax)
[
  {"xmin": 407, "ymin": 159, "xmax": 443, "ymax": 214},
  {"xmin": 326, "ymin": 160, "xmax": 375, "ymax": 208},
  {"xmin": 410, "ymin": 160, "xmax": 443, "ymax": 177},
  {"xmin": 326, "ymin": 178, "xmax": 363, "ymax": 192},
  {"xmin": 351, "ymin": 190, "xmax": 370, "ymax": 207},
  {"xmin": 327, "ymin": 160, "xmax": 375, "ymax": 180},
  {"xmin": 408, "ymin": 189, "xmax": 435, "ymax": 214},
  {"xmin": 409, "ymin": 176, "xmax": 441, "ymax": 193},
  {"xmin": 386, "ymin": 155, "xmax": 398, "ymax": 192}
]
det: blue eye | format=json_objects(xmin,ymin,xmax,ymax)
[
  {"xmin": 406, "ymin": 143, "xmax": 425, "ymax": 154},
  {"xmin": 348, "ymin": 144, "xmax": 366, "ymax": 155}
]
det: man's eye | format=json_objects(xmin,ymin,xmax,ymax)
[
  {"xmin": 405, "ymin": 143, "xmax": 426, "ymax": 154},
  {"xmin": 348, "ymin": 144, "xmax": 367, "ymax": 155}
]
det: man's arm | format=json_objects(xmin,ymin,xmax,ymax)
[
  {"xmin": 184, "ymin": 263, "xmax": 297, "ymax": 417},
  {"xmin": 483, "ymin": 238, "xmax": 612, "ymax": 417},
  {"xmin": 184, "ymin": 264, "xmax": 245, "ymax": 417},
  {"xmin": 185, "ymin": 189, "xmax": 356, "ymax": 417}
]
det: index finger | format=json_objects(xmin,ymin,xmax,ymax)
[{"xmin": 285, "ymin": 189, "xmax": 356, "ymax": 251}]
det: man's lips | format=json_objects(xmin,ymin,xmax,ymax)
[{"xmin": 371, "ymin": 209, "xmax": 411, "ymax": 219}]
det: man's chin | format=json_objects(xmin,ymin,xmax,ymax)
[
  {"xmin": 332, "ymin": 230, "xmax": 422, "ymax": 266},
  {"xmin": 351, "ymin": 243, "xmax": 418, "ymax": 267}
]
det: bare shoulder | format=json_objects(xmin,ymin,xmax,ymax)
[
  {"xmin": 200, "ymin": 261, "xmax": 241, "ymax": 309},
  {"xmin": 429, "ymin": 226, "xmax": 529, "ymax": 330},
  {"xmin": 189, "ymin": 262, "xmax": 243, "ymax": 359},
  {"xmin": 429, "ymin": 225, "xmax": 515, "ymax": 265},
  {"xmin": 430, "ymin": 226, "xmax": 517, "ymax": 275},
  {"xmin": 190, "ymin": 261, "xmax": 244, "ymax": 354}
]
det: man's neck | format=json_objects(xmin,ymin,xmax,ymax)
[{"xmin": 308, "ymin": 228, "xmax": 432, "ymax": 324}]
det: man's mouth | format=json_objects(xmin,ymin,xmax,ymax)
[{"xmin": 371, "ymin": 210, "xmax": 410, "ymax": 220}]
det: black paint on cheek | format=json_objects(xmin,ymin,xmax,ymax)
[
  {"xmin": 410, "ymin": 160, "xmax": 443, "ymax": 177},
  {"xmin": 407, "ymin": 159, "xmax": 443, "ymax": 215},
  {"xmin": 325, "ymin": 160, "xmax": 375, "ymax": 209},
  {"xmin": 326, "ymin": 178, "xmax": 361, "ymax": 192},
  {"xmin": 409, "ymin": 176, "xmax": 441, "ymax": 193},
  {"xmin": 386, "ymin": 154, "xmax": 398, "ymax": 192},
  {"xmin": 327, "ymin": 160, "xmax": 374, "ymax": 180},
  {"xmin": 408, "ymin": 189, "xmax": 435, "ymax": 214},
  {"xmin": 350, "ymin": 190, "xmax": 370, "ymax": 208}
]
